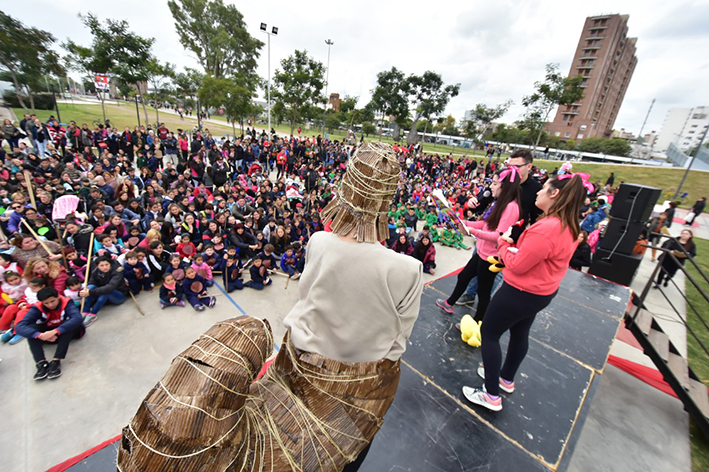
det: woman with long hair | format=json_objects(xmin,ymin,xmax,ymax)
[
  {"xmin": 463, "ymin": 174, "xmax": 587, "ymax": 412},
  {"xmin": 391, "ymin": 234, "xmax": 414, "ymax": 256},
  {"xmin": 413, "ymin": 235, "xmax": 436, "ymax": 275},
  {"xmin": 24, "ymin": 257, "xmax": 69, "ymax": 292},
  {"xmin": 437, "ymin": 167, "xmax": 521, "ymax": 322},
  {"xmin": 656, "ymin": 229, "xmax": 696, "ymax": 288},
  {"xmin": 269, "ymin": 225, "xmax": 290, "ymax": 257}
]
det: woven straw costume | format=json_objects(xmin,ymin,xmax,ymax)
[{"xmin": 118, "ymin": 143, "xmax": 417, "ymax": 471}]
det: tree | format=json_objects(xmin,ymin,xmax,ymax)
[
  {"xmin": 522, "ymin": 63, "xmax": 584, "ymax": 151},
  {"xmin": 463, "ymin": 101, "xmax": 512, "ymax": 142},
  {"xmin": 168, "ymin": 0, "xmax": 262, "ymax": 84},
  {"xmin": 198, "ymin": 75, "xmax": 255, "ymax": 137},
  {"xmin": 174, "ymin": 68, "xmax": 205, "ymax": 128},
  {"xmin": 0, "ymin": 12, "xmax": 62, "ymax": 110},
  {"xmin": 405, "ymin": 71, "xmax": 460, "ymax": 145},
  {"xmin": 564, "ymin": 139, "xmax": 577, "ymax": 151},
  {"xmin": 362, "ymin": 122, "xmax": 376, "ymax": 137},
  {"xmin": 271, "ymin": 50, "xmax": 325, "ymax": 135},
  {"xmin": 602, "ymin": 138, "xmax": 632, "ymax": 156},
  {"xmin": 77, "ymin": 13, "xmax": 155, "ymax": 125},
  {"xmin": 146, "ymin": 58, "xmax": 175, "ymax": 123},
  {"xmin": 435, "ymin": 115, "xmax": 458, "ymax": 136},
  {"xmin": 368, "ymin": 67, "xmax": 409, "ymax": 141}
]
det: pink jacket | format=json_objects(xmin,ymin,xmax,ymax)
[{"xmin": 464, "ymin": 201, "xmax": 520, "ymax": 259}]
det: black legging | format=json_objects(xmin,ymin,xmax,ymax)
[
  {"xmin": 446, "ymin": 252, "xmax": 497, "ymax": 322},
  {"xmin": 480, "ymin": 282, "xmax": 556, "ymax": 396}
]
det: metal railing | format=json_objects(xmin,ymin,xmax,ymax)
[{"xmin": 630, "ymin": 233, "xmax": 709, "ymax": 366}]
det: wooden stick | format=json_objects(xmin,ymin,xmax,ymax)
[
  {"xmin": 23, "ymin": 171, "xmax": 36, "ymax": 209},
  {"xmin": 80, "ymin": 232, "xmax": 95, "ymax": 313},
  {"xmin": 128, "ymin": 289, "xmax": 146, "ymax": 316},
  {"xmin": 21, "ymin": 219, "xmax": 55, "ymax": 258}
]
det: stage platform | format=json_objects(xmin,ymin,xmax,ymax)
[{"xmin": 54, "ymin": 269, "xmax": 630, "ymax": 472}]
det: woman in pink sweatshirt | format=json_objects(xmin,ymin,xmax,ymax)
[
  {"xmin": 463, "ymin": 174, "xmax": 586, "ymax": 412},
  {"xmin": 436, "ymin": 167, "xmax": 521, "ymax": 321}
]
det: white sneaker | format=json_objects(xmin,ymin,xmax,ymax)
[
  {"xmin": 477, "ymin": 366, "xmax": 515, "ymax": 393},
  {"xmin": 462, "ymin": 385, "xmax": 502, "ymax": 411}
]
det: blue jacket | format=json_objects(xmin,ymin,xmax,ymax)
[
  {"xmin": 16, "ymin": 296, "xmax": 84, "ymax": 339},
  {"xmin": 580, "ymin": 209, "xmax": 606, "ymax": 233}
]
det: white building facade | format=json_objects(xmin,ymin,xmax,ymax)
[{"xmin": 655, "ymin": 106, "xmax": 709, "ymax": 153}]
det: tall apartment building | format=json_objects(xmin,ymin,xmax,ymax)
[
  {"xmin": 654, "ymin": 107, "xmax": 709, "ymax": 153},
  {"xmin": 546, "ymin": 14, "xmax": 638, "ymax": 142}
]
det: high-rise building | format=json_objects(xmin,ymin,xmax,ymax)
[
  {"xmin": 654, "ymin": 107, "xmax": 709, "ymax": 153},
  {"xmin": 546, "ymin": 14, "xmax": 638, "ymax": 142}
]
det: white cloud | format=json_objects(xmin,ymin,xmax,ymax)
[{"xmin": 3, "ymin": 0, "xmax": 707, "ymax": 135}]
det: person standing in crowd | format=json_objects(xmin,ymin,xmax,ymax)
[
  {"xmin": 463, "ymin": 174, "xmax": 587, "ymax": 411},
  {"xmin": 436, "ymin": 167, "xmax": 521, "ymax": 322},
  {"xmin": 655, "ymin": 229, "xmax": 697, "ymax": 288},
  {"xmin": 686, "ymin": 197, "xmax": 706, "ymax": 226}
]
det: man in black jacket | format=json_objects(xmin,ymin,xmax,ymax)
[
  {"xmin": 80, "ymin": 256, "xmax": 127, "ymax": 326},
  {"xmin": 16, "ymin": 287, "xmax": 85, "ymax": 381}
]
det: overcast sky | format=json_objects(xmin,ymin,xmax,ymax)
[{"xmin": 3, "ymin": 0, "xmax": 708, "ymax": 135}]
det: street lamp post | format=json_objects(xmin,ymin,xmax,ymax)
[
  {"xmin": 322, "ymin": 39, "xmax": 334, "ymax": 138},
  {"xmin": 260, "ymin": 23, "xmax": 278, "ymax": 138}
]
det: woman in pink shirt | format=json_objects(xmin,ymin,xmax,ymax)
[
  {"xmin": 463, "ymin": 174, "xmax": 586, "ymax": 412},
  {"xmin": 436, "ymin": 167, "xmax": 521, "ymax": 322}
]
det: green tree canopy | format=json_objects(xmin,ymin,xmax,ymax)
[
  {"xmin": 522, "ymin": 63, "xmax": 584, "ymax": 150},
  {"xmin": 0, "ymin": 12, "xmax": 63, "ymax": 109},
  {"xmin": 168, "ymin": 0, "xmax": 262, "ymax": 83},
  {"xmin": 198, "ymin": 75, "xmax": 256, "ymax": 136},
  {"xmin": 405, "ymin": 71, "xmax": 460, "ymax": 145},
  {"xmin": 271, "ymin": 50, "xmax": 325, "ymax": 135},
  {"xmin": 463, "ymin": 101, "xmax": 512, "ymax": 142},
  {"xmin": 577, "ymin": 137, "xmax": 632, "ymax": 156},
  {"xmin": 368, "ymin": 67, "xmax": 409, "ymax": 140}
]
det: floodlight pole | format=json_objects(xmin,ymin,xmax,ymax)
[
  {"xmin": 261, "ymin": 24, "xmax": 278, "ymax": 139},
  {"xmin": 322, "ymin": 39, "xmax": 334, "ymax": 138}
]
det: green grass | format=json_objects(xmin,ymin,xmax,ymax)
[
  {"xmin": 684, "ymin": 237, "xmax": 709, "ymax": 472},
  {"xmin": 533, "ymin": 160, "xmax": 706, "ymax": 209}
]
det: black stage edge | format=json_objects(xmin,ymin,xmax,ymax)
[{"xmin": 61, "ymin": 269, "xmax": 629, "ymax": 472}]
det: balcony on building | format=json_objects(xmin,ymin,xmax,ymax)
[
  {"xmin": 585, "ymin": 36, "xmax": 605, "ymax": 41},
  {"xmin": 577, "ymin": 65, "xmax": 594, "ymax": 70}
]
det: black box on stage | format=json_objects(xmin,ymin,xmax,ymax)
[
  {"xmin": 588, "ymin": 247, "xmax": 643, "ymax": 287},
  {"xmin": 609, "ymin": 184, "xmax": 662, "ymax": 222},
  {"xmin": 598, "ymin": 218, "xmax": 646, "ymax": 254}
]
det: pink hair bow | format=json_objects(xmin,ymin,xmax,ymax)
[
  {"xmin": 558, "ymin": 172, "xmax": 594, "ymax": 193},
  {"xmin": 500, "ymin": 166, "xmax": 520, "ymax": 183}
]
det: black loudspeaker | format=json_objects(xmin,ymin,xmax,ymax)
[
  {"xmin": 609, "ymin": 184, "xmax": 662, "ymax": 222},
  {"xmin": 588, "ymin": 247, "xmax": 643, "ymax": 286},
  {"xmin": 599, "ymin": 218, "xmax": 646, "ymax": 254}
]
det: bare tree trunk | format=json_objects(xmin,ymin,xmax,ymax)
[
  {"xmin": 232, "ymin": 118, "xmax": 236, "ymax": 139},
  {"xmin": 99, "ymin": 92, "xmax": 107, "ymax": 123},
  {"xmin": 6, "ymin": 66, "xmax": 27, "ymax": 109},
  {"xmin": 155, "ymin": 105, "xmax": 160, "ymax": 124},
  {"xmin": 533, "ymin": 107, "xmax": 553, "ymax": 152},
  {"xmin": 407, "ymin": 112, "xmax": 422, "ymax": 145},
  {"xmin": 393, "ymin": 123, "xmax": 401, "ymax": 141},
  {"xmin": 141, "ymin": 99, "xmax": 150, "ymax": 126},
  {"xmin": 26, "ymin": 86, "xmax": 36, "ymax": 111}
]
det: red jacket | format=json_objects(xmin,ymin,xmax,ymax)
[{"xmin": 498, "ymin": 217, "xmax": 577, "ymax": 296}]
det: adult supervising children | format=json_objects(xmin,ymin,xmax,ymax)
[
  {"xmin": 463, "ymin": 174, "xmax": 586, "ymax": 411},
  {"xmin": 436, "ymin": 167, "xmax": 521, "ymax": 322}
]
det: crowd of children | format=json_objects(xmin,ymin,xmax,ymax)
[{"xmin": 0, "ymin": 113, "xmax": 699, "ymax": 382}]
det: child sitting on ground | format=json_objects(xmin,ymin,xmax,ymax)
[
  {"xmin": 176, "ymin": 234, "xmax": 196, "ymax": 260},
  {"xmin": 222, "ymin": 248, "xmax": 244, "ymax": 293},
  {"xmin": 166, "ymin": 254, "xmax": 187, "ymax": 283},
  {"xmin": 280, "ymin": 245, "xmax": 300, "ymax": 279},
  {"xmin": 413, "ymin": 235, "xmax": 437, "ymax": 275},
  {"xmin": 202, "ymin": 245, "xmax": 220, "ymax": 272},
  {"xmin": 95, "ymin": 233, "xmax": 126, "ymax": 259},
  {"xmin": 1, "ymin": 270, "xmax": 28, "ymax": 302},
  {"xmin": 191, "ymin": 253, "xmax": 214, "ymax": 287},
  {"xmin": 0, "ymin": 276, "xmax": 48, "ymax": 345},
  {"xmin": 245, "ymin": 255, "xmax": 272, "ymax": 290},
  {"xmin": 182, "ymin": 266, "xmax": 215, "ymax": 312},
  {"xmin": 123, "ymin": 251, "xmax": 153, "ymax": 295},
  {"xmin": 63, "ymin": 277, "xmax": 82, "ymax": 307},
  {"xmin": 159, "ymin": 273, "xmax": 186, "ymax": 309},
  {"xmin": 259, "ymin": 244, "xmax": 279, "ymax": 273},
  {"xmin": 0, "ymin": 253, "xmax": 22, "ymax": 280},
  {"xmin": 65, "ymin": 248, "xmax": 87, "ymax": 283}
]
